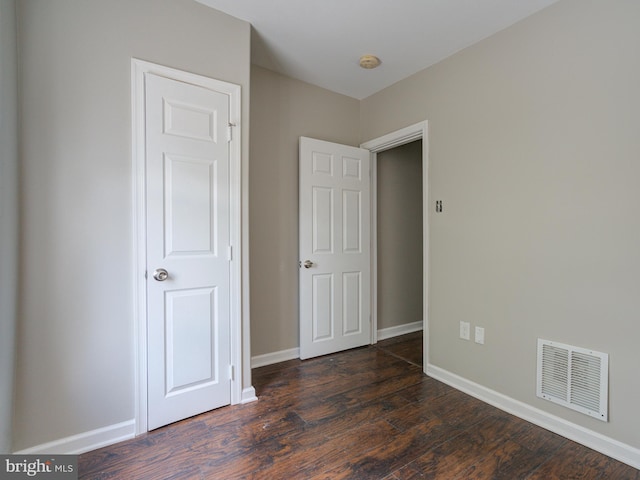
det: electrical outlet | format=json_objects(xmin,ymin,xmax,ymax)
[
  {"xmin": 459, "ymin": 321, "xmax": 470, "ymax": 340},
  {"xmin": 475, "ymin": 327, "xmax": 485, "ymax": 345}
]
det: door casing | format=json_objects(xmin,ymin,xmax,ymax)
[
  {"xmin": 361, "ymin": 121, "xmax": 429, "ymax": 373},
  {"xmin": 132, "ymin": 58, "xmax": 247, "ymax": 434}
]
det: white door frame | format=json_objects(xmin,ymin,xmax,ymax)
[
  {"xmin": 131, "ymin": 58, "xmax": 245, "ymax": 434},
  {"xmin": 361, "ymin": 121, "xmax": 429, "ymax": 372}
]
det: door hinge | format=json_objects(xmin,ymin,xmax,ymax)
[
  {"xmin": 229, "ymin": 365, "xmax": 235, "ymax": 381},
  {"xmin": 227, "ymin": 245, "xmax": 233, "ymax": 261},
  {"xmin": 227, "ymin": 122, "xmax": 236, "ymax": 142}
]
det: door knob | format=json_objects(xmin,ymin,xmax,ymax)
[
  {"xmin": 153, "ymin": 268, "xmax": 169, "ymax": 281},
  {"xmin": 303, "ymin": 260, "xmax": 314, "ymax": 269}
]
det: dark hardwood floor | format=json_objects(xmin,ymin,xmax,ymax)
[{"xmin": 79, "ymin": 332, "xmax": 638, "ymax": 479}]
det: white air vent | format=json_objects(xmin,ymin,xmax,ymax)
[{"xmin": 536, "ymin": 339, "xmax": 608, "ymax": 422}]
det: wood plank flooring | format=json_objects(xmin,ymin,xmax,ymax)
[{"xmin": 79, "ymin": 332, "xmax": 638, "ymax": 479}]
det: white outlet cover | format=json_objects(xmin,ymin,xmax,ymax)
[
  {"xmin": 459, "ymin": 321, "xmax": 470, "ymax": 340},
  {"xmin": 475, "ymin": 326, "xmax": 485, "ymax": 344}
]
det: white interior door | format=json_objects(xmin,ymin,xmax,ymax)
[
  {"xmin": 299, "ymin": 137, "xmax": 371, "ymax": 360},
  {"xmin": 145, "ymin": 72, "xmax": 231, "ymax": 430}
]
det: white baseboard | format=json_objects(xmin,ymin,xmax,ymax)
[
  {"xmin": 426, "ymin": 364, "xmax": 640, "ymax": 470},
  {"xmin": 14, "ymin": 419, "xmax": 135, "ymax": 455},
  {"xmin": 15, "ymin": 389, "xmax": 259, "ymax": 455},
  {"xmin": 377, "ymin": 321, "xmax": 423, "ymax": 341},
  {"xmin": 251, "ymin": 347, "xmax": 299, "ymax": 369},
  {"xmin": 251, "ymin": 323, "xmax": 425, "ymax": 369},
  {"xmin": 241, "ymin": 386, "xmax": 258, "ymax": 404}
]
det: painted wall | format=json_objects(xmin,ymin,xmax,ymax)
[
  {"xmin": 249, "ymin": 65, "xmax": 360, "ymax": 357},
  {"xmin": 377, "ymin": 141, "xmax": 423, "ymax": 330},
  {"xmin": 14, "ymin": 0, "xmax": 250, "ymax": 451},
  {"xmin": 361, "ymin": 0, "xmax": 640, "ymax": 449},
  {"xmin": 0, "ymin": 0, "xmax": 18, "ymax": 454}
]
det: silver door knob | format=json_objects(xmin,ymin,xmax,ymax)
[
  {"xmin": 153, "ymin": 268, "xmax": 169, "ymax": 281},
  {"xmin": 303, "ymin": 260, "xmax": 313, "ymax": 269}
]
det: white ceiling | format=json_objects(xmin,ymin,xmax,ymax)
[{"xmin": 196, "ymin": 0, "xmax": 560, "ymax": 100}]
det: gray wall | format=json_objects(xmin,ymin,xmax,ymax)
[
  {"xmin": 377, "ymin": 141, "xmax": 423, "ymax": 330},
  {"xmin": 0, "ymin": 0, "xmax": 18, "ymax": 454},
  {"xmin": 361, "ymin": 0, "xmax": 640, "ymax": 449},
  {"xmin": 249, "ymin": 65, "xmax": 360, "ymax": 356},
  {"xmin": 14, "ymin": 0, "xmax": 250, "ymax": 451}
]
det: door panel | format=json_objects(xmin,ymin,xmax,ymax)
[
  {"xmin": 146, "ymin": 72, "xmax": 231, "ymax": 430},
  {"xmin": 165, "ymin": 155, "xmax": 217, "ymax": 255},
  {"xmin": 312, "ymin": 273, "xmax": 334, "ymax": 341},
  {"xmin": 342, "ymin": 271, "xmax": 362, "ymax": 335},
  {"xmin": 165, "ymin": 287, "xmax": 216, "ymax": 392},
  {"xmin": 299, "ymin": 137, "xmax": 371, "ymax": 359},
  {"xmin": 343, "ymin": 190, "xmax": 362, "ymax": 253},
  {"xmin": 313, "ymin": 187, "xmax": 334, "ymax": 253}
]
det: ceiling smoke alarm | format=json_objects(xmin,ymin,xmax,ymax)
[{"xmin": 359, "ymin": 55, "xmax": 381, "ymax": 69}]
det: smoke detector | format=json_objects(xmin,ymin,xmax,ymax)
[{"xmin": 359, "ymin": 55, "xmax": 381, "ymax": 69}]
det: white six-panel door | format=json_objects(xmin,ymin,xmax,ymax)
[
  {"xmin": 145, "ymin": 73, "xmax": 231, "ymax": 430},
  {"xmin": 299, "ymin": 137, "xmax": 371, "ymax": 360}
]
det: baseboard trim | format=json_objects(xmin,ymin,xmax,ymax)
[
  {"xmin": 426, "ymin": 364, "xmax": 640, "ymax": 470},
  {"xmin": 241, "ymin": 386, "xmax": 258, "ymax": 404},
  {"xmin": 251, "ymin": 323, "xmax": 425, "ymax": 369},
  {"xmin": 377, "ymin": 321, "xmax": 423, "ymax": 341},
  {"xmin": 251, "ymin": 347, "xmax": 300, "ymax": 369},
  {"xmin": 14, "ymin": 419, "xmax": 135, "ymax": 455}
]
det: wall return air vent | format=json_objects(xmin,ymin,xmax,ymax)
[{"xmin": 536, "ymin": 339, "xmax": 608, "ymax": 422}]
